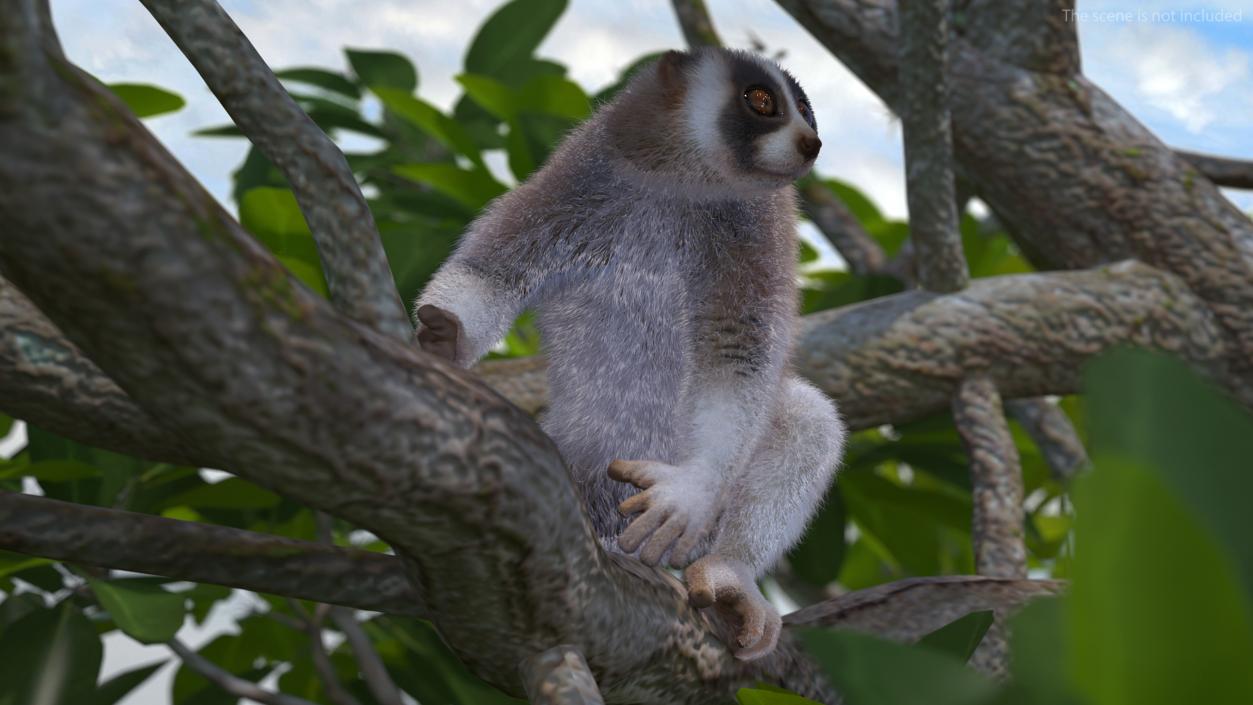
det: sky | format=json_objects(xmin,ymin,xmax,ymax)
[{"xmin": 12, "ymin": 1, "xmax": 1253, "ymax": 703}]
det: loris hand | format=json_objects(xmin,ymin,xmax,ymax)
[
  {"xmin": 685, "ymin": 554, "xmax": 781, "ymax": 660},
  {"xmin": 416, "ymin": 304, "xmax": 462, "ymax": 364},
  {"xmin": 608, "ymin": 459, "xmax": 718, "ymax": 568}
]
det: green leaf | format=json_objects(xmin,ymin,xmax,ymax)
[
  {"xmin": 0, "ymin": 413, "xmax": 13, "ymax": 437},
  {"xmin": 106, "ymin": 83, "xmax": 185, "ymax": 118},
  {"xmin": 91, "ymin": 661, "xmax": 164, "ymax": 705},
  {"xmin": 799, "ymin": 628, "xmax": 998, "ymax": 705},
  {"xmin": 456, "ymin": 73, "xmax": 517, "ymax": 121},
  {"xmin": 1085, "ymin": 348, "xmax": 1253, "ymax": 609},
  {"xmin": 918, "ymin": 610, "xmax": 994, "ymax": 663},
  {"xmin": 1005, "ymin": 597, "xmax": 1084, "ymax": 705},
  {"xmin": 237, "ymin": 187, "xmax": 328, "ymax": 294},
  {"xmin": 90, "ymin": 579, "xmax": 186, "ymax": 644},
  {"xmin": 463, "ymin": 0, "xmax": 568, "ymax": 80},
  {"xmin": 1068, "ymin": 456, "xmax": 1253, "ymax": 705},
  {"xmin": 0, "ymin": 602, "xmax": 103, "ymax": 705},
  {"xmin": 160, "ymin": 477, "xmax": 282, "ymax": 511},
  {"xmin": 346, "ymin": 48, "xmax": 417, "ymax": 92},
  {"xmin": 372, "ymin": 87, "xmax": 485, "ymax": 167},
  {"xmin": 275, "ymin": 67, "xmax": 361, "ymax": 98},
  {"xmin": 0, "ymin": 459, "xmax": 100, "ymax": 482},
  {"xmin": 737, "ymin": 687, "xmax": 825, "ymax": 704},
  {"xmin": 393, "ymin": 163, "xmax": 507, "ymax": 210},
  {"xmin": 0, "ymin": 549, "xmax": 53, "ymax": 580}
]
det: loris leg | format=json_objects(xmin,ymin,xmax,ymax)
[{"xmin": 685, "ymin": 376, "xmax": 846, "ymax": 660}]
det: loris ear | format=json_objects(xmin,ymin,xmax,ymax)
[{"xmin": 657, "ymin": 50, "xmax": 691, "ymax": 102}]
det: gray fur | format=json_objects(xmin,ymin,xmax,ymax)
[{"xmin": 416, "ymin": 48, "xmax": 845, "ymax": 580}]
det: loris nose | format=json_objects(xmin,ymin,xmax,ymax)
[{"xmin": 797, "ymin": 134, "xmax": 822, "ymax": 161}]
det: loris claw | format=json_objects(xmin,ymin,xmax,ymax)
[
  {"xmin": 685, "ymin": 554, "xmax": 781, "ymax": 661},
  {"xmin": 608, "ymin": 459, "xmax": 718, "ymax": 568}
]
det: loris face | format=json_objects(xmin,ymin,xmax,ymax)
[{"xmin": 683, "ymin": 49, "xmax": 821, "ymax": 188}]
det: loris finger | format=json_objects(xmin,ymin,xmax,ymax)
[
  {"xmin": 617, "ymin": 507, "xmax": 672, "ymax": 554},
  {"xmin": 639, "ymin": 516, "xmax": 685, "ymax": 566},
  {"xmin": 618, "ymin": 489, "xmax": 652, "ymax": 516},
  {"xmin": 726, "ymin": 594, "xmax": 767, "ymax": 652},
  {"xmin": 607, "ymin": 460, "xmax": 658, "ymax": 488}
]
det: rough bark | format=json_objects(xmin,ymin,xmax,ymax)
[
  {"xmin": 138, "ymin": 0, "xmax": 410, "ymax": 340},
  {"xmin": 0, "ymin": 276, "xmax": 197, "ymax": 465},
  {"xmin": 899, "ymin": 0, "xmax": 967, "ymax": 292}
]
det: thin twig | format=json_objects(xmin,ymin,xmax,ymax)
[
  {"xmin": 316, "ymin": 513, "xmax": 406, "ymax": 705},
  {"xmin": 900, "ymin": 0, "xmax": 968, "ymax": 292},
  {"xmin": 287, "ymin": 598, "xmax": 363, "ymax": 705},
  {"xmin": 169, "ymin": 638, "xmax": 318, "ymax": 705},
  {"xmin": 138, "ymin": 0, "xmax": 410, "ymax": 339}
]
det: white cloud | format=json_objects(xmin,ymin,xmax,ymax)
[{"xmin": 1091, "ymin": 23, "xmax": 1252, "ymax": 132}]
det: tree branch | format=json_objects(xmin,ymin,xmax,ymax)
[
  {"xmin": 952, "ymin": 375, "xmax": 1026, "ymax": 677},
  {"xmin": 0, "ymin": 492, "xmax": 423, "ymax": 615},
  {"xmin": 899, "ymin": 0, "xmax": 968, "ymax": 292},
  {"xmin": 169, "ymin": 638, "xmax": 318, "ymax": 705},
  {"xmin": 1178, "ymin": 150, "xmax": 1253, "ymax": 190},
  {"xmin": 0, "ymin": 276, "xmax": 196, "ymax": 464},
  {"xmin": 669, "ymin": 0, "xmax": 723, "ymax": 48},
  {"xmin": 521, "ymin": 645, "xmax": 606, "ymax": 705},
  {"xmin": 479, "ymin": 262, "xmax": 1238, "ymax": 424},
  {"xmin": 1005, "ymin": 398, "xmax": 1088, "ymax": 481},
  {"xmin": 138, "ymin": 0, "xmax": 410, "ymax": 340}
]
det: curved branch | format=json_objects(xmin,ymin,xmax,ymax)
[
  {"xmin": 138, "ymin": 0, "xmax": 410, "ymax": 340},
  {"xmin": 479, "ymin": 261, "xmax": 1237, "ymax": 425},
  {"xmin": 0, "ymin": 492, "xmax": 423, "ymax": 615},
  {"xmin": 0, "ymin": 277, "xmax": 196, "ymax": 464}
]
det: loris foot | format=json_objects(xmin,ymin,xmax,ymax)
[
  {"xmin": 684, "ymin": 554, "xmax": 781, "ymax": 661},
  {"xmin": 608, "ymin": 459, "xmax": 717, "ymax": 568}
]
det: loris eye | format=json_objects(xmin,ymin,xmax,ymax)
[{"xmin": 744, "ymin": 86, "xmax": 776, "ymax": 116}]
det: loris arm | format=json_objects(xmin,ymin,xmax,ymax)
[{"xmin": 414, "ymin": 195, "xmax": 551, "ymax": 368}]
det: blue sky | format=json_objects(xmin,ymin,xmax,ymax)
[{"xmin": 24, "ymin": 2, "xmax": 1253, "ymax": 703}]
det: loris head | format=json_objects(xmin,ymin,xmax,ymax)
[{"xmin": 604, "ymin": 47, "xmax": 820, "ymax": 197}]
